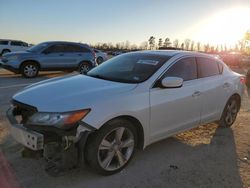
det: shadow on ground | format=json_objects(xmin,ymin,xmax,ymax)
[{"xmin": 0, "ymin": 124, "xmax": 243, "ymax": 188}]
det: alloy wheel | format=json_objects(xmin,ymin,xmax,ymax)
[
  {"xmin": 97, "ymin": 127, "xmax": 135, "ymax": 171},
  {"xmin": 79, "ymin": 64, "xmax": 90, "ymax": 74},
  {"xmin": 225, "ymin": 99, "xmax": 238, "ymax": 125},
  {"xmin": 24, "ymin": 64, "xmax": 38, "ymax": 77}
]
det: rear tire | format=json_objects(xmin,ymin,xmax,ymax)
[
  {"xmin": 85, "ymin": 119, "xmax": 137, "ymax": 175},
  {"xmin": 21, "ymin": 62, "xmax": 39, "ymax": 78},
  {"xmin": 97, "ymin": 57, "xmax": 104, "ymax": 64},
  {"xmin": 218, "ymin": 96, "xmax": 240, "ymax": 128},
  {"xmin": 78, "ymin": 62, "xmax": 91, "ymax": 74}
]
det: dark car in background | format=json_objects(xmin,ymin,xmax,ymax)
[{"xmin": 0, "ymin": 41, "xmax": 96, "ymax": 78}]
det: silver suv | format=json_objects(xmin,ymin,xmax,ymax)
[
  {"xmin": 1, "ymin": 41, "xmax": 96, "ymax": 78},
  {"xmin": 0, "ymin": 39, "xmax": 29, "ymax": 55}
]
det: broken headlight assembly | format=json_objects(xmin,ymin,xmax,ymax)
[{"xmin": 26, "ymin": 109, "xmax": 90, "ymax": 129}]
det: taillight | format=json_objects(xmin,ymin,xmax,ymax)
[{"xmin": 240, "ymin": 76, "xmax": 246, "ymax": 84}]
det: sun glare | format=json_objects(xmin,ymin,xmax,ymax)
[{"xmin": 191, "ymin": 7, "xmax": 250, "ymax": 47}]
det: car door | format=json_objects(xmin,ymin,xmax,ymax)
[
  {"xmin": 39, "ymin": 44, "xmax": 74, "ymax": 69},
  {"xmin": 196, "ymin": 57, "xmax": 229, "ymax": 124},
  {"xmin": 149, "ymin": 57, "xmax": 203, "ymax": 143}
]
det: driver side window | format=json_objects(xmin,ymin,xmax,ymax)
[
  {"xmin": 164, "ymin": 57, "xmax": 197, "ymax": 81},
  {"xmin": 43, "ymin": 44, "xmax": 65, "ymax": 54}
]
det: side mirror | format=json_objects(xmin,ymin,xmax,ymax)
[{"xmin": 161, "ymin": 77, "xmax": 183, "ymax": 88}]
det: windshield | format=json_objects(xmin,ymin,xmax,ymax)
[
  {"xmin": 87, "ymin": 52, "xmax": 171, "ymax": 83},
  {"xmin": 27, "ymin": 42, "xmax": 49, "ymax": 52}
]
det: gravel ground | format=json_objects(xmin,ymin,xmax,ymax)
[{"xmin": 0, "ymin": 69, "xmax": 249, "ymax": 188}]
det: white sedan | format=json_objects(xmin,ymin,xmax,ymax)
[{"xmin": 7, "ymin": 50, "xmax": 244, "ymax": 175}]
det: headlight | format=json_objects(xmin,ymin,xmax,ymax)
[{"xmin": 27, "ymin": 109, "xmax": 90, "ymax": 128}]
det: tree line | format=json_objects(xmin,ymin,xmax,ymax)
[{"xmin": 92, "ymin": 31, "xmax": 250, "ymax": 55}]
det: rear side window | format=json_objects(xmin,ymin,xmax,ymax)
[
  {"xmin": 44, "ymin": 44, "xmax": 65, "ymax": 53},
  {"xmin": 197, "ymin": 57, "xmax": 220, "ymax": 78},
  {"xmin": 64, "ymin": 44, "xmax": 91, "ymax": 53},
  {"xmin": 0, "ymin": 40, "xmax": 9, "ymax": 45},
  {"xmin": 10, "ymin": 41, "xmax": 23, "ymax": 46},
  {"xmin": 164, "ymin": 57, "xmax": 197, "ymax": 81}
]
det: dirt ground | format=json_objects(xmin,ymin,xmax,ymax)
[{"xmin": 0, "ymin": 68, "xmax": 249, "ymax": 188}]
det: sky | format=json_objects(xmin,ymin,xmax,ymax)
[{"xmin": 0, "ymin": 0, "xmax": 250, "ymax": 46}]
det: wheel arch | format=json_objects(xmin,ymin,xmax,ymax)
[
  {"xmin": 99, "ymin": 115, "xmax": 145, "ymax": 150},
  {"xmin": 20, "ymin": 60, "xmax": 41, "ymax": 69},
  {"xmin": 230, "ymin": 93, "xmax": 241, "ymax": 108},
  {"xmin": 1, "ymin": 49, "xmax": 11, "ymax": 54},
  {"xmin": 78, "ymin": 60, "xmax": 93, "ymax": 67}
]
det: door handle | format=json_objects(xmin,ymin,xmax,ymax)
[
  {"xmin": 59, "ymin": 54, "xmax": 64, "ymax": 56},
  {"xmin": 192, "ymin": 91, "xmax": 201, "ymax": 97},
  {"xmin": 223, "ymin": 82, "xmax": 230, "ymax": 88}
]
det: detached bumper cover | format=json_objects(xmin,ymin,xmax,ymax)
[{"xmin": 6, "ymin": 107, "xmax": 44, "ymax": 150}]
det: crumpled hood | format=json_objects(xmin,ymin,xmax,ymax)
[{"xmin": 13, "ymin": 74, "xmax": 137, "ymax": 112}]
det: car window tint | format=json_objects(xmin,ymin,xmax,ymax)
[
  {"xmin": 197, "ymin": 57, "xmax": 220, "ymax": 78},
  {"xmin": 10, "ymin": 41, "xmax": 23, "ymax": 46},
  {"xmin": 64, "ymin": 44, "xmax": 91, "ymax": 53},
  {"xmin": 22, "ymin": 42, "xmax": 28, "ymax": 47},
  {"xmin": 44, "ymin": 44, "xmax": 65, "ymax": 53},
  {"xmin": 81, "ymin": 46, "xmax": 91, "ymax": 53},
  {"xmin": 0, "ymin": 40, "xmax": 9, "ymax": 45},
  {"xmin": 164, "ymin": 57, "xmax": 197, "ymax": 81}
]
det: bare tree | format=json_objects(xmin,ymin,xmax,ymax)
[
  {"xmin": 196, "ymin": 42, "xmax": 201, "ymax": 51},
  {"xmin": 190, "ymin": 41, "xmax": 195, "ymax": 51},
  {"xmin": 164, "ymin": 38, "xmax": 171, "ymax": 47},
  {"xmin": 204, "ymin": 43, "xmax": 210, "ymax": 52},
  {"xmin": 148, "ymin": 36, "xmax": 156, "ymax": 50},
  {"xmin": 181, "ymin": 43, "xmax": 184, "ymax": 49},
  {"xmin": 184, "ymin": 39, "xmax": 191, "ymax": 50},
  {"xmin": 125, "ymin": 40, "xmax": 130, "ymax": 50},
  {"xmin": 115, "ymin": 42, "xmax": 121, "ymax": 49},
  {"xmin": 173, "ymin": 39, "xmax": 179, "ymax": 48},
  {"xmin": 243, "ymin": 31, "xmax": 250, "ymax": 54},
  {"xmin": 158, "ymin": 38, "xmax": 163, "ymax": 48},
  {"xmin": 140, "ymin": 41, "xmax": 148, "ymax": 50},
  {"xmin": 130, "ymin": 44, "xmax": 138, "ymax": 50}
]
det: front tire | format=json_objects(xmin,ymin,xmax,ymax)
[
  {"xmin": 85, "ymin": 119, "xmax": 137, "ymax": 175},
  {"xmin": 218, "ymin": 96, "xmax": 240, "ymax": 127},
  {"xmin": 21, "ymin": 62, "xmax": 39, "ymax": 78}
]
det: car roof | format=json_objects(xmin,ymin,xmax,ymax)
[
  {"xmin": 0, "ymin": 39, "xmax": 24, "ymax": 42},
  {"xmin": 43, "ymin": 41, "xmax": 88, "ymax": 46},
  {"xmin": 134, "ymin": 50, "xmax": 211, "ymax": 58}
]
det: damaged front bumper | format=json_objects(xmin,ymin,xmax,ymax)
[
  {"xmin": 6, "ymin": 105, "xmax": 96, "ymax": 176},
  {"xmin": 7, "ymin": 107, "xmax": 44, "ymax": 150}
]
